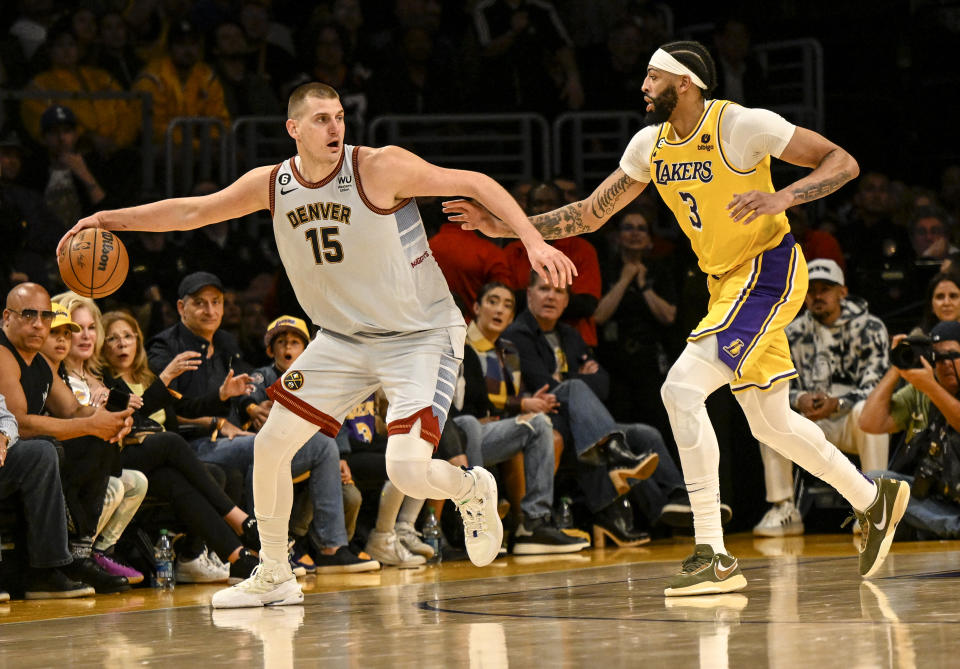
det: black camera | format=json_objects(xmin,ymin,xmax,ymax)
[
  {"xmin": 890, "ymin": 335, "xmax": 933, "ymax": 369},
  {"xmin": 911, "ymin": 440, "xmax": 943, "ymax": 499},
  {"xmin": 911, "ymin": 434, "xmax": 960, "ymax": 504}
]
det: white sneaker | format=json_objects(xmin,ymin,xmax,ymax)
[
  {"xmin": 753, "ymin": 500, "xmax": 804, "ymax": 537},
  {"xmin": 395, "ymin": 521, "xmax": 435, "ymax": 559},
  {"xmin": 455, "ymin": 467, "xmax": 503, "ymax": 567},
  {"xmin": 211, "ymin": 560, "xmax": 303, "ymax": 609},
  {"xmin": 365, "ymin": 529, "xmax": 426, "ymax": 567},
  {"xmin": 177, "ymin": 552, "xmax": 229, "ymax": 583}
]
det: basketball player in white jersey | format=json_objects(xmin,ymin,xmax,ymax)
[{"xmin": 59, "ymin": 82, "xmax": 576, "ymax": 608}]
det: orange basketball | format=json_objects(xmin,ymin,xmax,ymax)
[{"xmin": 57, "ymin": 228, "xmax": 129, "ymax": 299}]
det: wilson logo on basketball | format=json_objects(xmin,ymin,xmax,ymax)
[
  {"xmin": 97, "ymin": 232, "xmax": 115, "ymax": 272},
  {"xmin": 283, "ymin": 371, "xmax": 305, "ymax": 391}
]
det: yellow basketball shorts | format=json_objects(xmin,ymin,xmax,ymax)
[{"xmin": 688, "ymin": 233, "xmax": 808, "ymax": 392}]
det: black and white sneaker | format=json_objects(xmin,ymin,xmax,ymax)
[{"xmin": 512, "ymin": 516, "xmax": 589, "ymax": 555}]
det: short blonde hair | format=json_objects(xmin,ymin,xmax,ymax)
[
  {"xmin": 287, "ymin": 82, "xmax": 340, "ymax": 119},
  {"xmin": 52, "ymin": 290, "xmax": 104, "ymax": 375}
]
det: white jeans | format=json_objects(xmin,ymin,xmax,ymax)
[{"xmin": 760, "ymin": 399, "xmax": 889, "ymax": 503}]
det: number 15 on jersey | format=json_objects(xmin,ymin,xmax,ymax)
[{"xmin": 305, "ymin": 226, "xmax": 344, "ymax": 264}]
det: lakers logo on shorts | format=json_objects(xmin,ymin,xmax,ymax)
[
  {"xmin": 723, "ymin": 339, "xmax": 744, "ymax": 358},
  {"xmin": 283, "ymin": 371, "xmax": 305, "ymax": 391}
]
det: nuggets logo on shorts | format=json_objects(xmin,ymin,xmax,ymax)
[
  {"xmin": 283, "ymin": 371, "xmax": 305, "ymax": 391},
  {"xmin": 723, "ymin": 339, "xmax": 744, "ymax": 358}
]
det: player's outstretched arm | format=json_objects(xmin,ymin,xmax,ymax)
[
  {"xmin": 373, "ymin": 146, "xmax": 577, "ymax": 286},
  {"xmin": 56, "ymin": 165, "xmax": 275, "ymax": 257},
  {"xmin": 727, "ymin": 127, "xmax": 860, "ymax": 224},
  {"xmin": 444, "ymin": 167, "xmax": 647, "ymax": 241}
]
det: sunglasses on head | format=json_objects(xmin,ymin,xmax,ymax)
[{"xmin": 7, "ymin": 308, "xmax": 57, "ymax": 324}]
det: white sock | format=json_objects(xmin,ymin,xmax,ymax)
[
  {"xmin": 736, "ymin": 385, "xmax": 877, "ymax": 512},
  {"xmin": 661, "ymin": 339, "xmax": 732, "ymax": 556},
  {"xmin": 252, "ymin": 404, "xmax": 320, "ymax": 565}
]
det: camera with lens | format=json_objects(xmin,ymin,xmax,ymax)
[
  {"xmin": 890, "ymin": 334, "xmax": 933, "ymax": 369},
  {"xmin": 911, "ymin": 433, "xmax": 960, "ymax": 503},
  {"xmin": 911, "ymin": 440, "xmax": 943, "ymax": 499}
]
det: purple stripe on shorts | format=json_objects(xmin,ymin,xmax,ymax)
[{"xmin": 714, "ymin": 234, "xmax": 797, "ymax": 374}]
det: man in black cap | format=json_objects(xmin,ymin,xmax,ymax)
[
  {"xmin": 860, "ymin": 320, "xmax": 960, "ymax": 538},
  {"xmin": 26, "ymin": 104, "xmax": 107, "ymax": 229},
  {"xmin": 147, "ymin": 271, "xmax": 376, "ymax": 573}
]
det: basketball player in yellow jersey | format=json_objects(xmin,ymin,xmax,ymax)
[{"xmin": 445, "ymin": 40, "xmax": 911, "ymax": 596}]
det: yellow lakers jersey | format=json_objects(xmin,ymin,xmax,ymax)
[{"xmin": 649, "ymin": 100, "xmax": 790, "ymax": 276}]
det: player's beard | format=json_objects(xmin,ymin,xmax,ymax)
[{"xmin": 644, "ymin": 85, "xmax": 679, "ymax": 124}]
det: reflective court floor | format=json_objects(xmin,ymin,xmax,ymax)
[{"xmin": 2, "ymin": 534, "xmax": 959, "ymax": 668}]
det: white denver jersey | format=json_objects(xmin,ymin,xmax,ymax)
[{"xmin": 269, "ymin": 146, "xmax": 463, "ymax": 336}]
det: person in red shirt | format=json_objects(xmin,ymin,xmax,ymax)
[{"xmin": 429, "ymin": 221, "xmax": 514, "ymax": 322}]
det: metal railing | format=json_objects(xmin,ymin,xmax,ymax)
[
  {"xmin": 755, "ymin": 38, "xmax": 824, "ymax": 131},
  {"xmin": 368, "ymin": 113, "xmax": 550, "ymax": 184},
  {"xmin": 552, "ymin": 111, "xmax": 644, "ymax": 188},
  {"xmin": 229, "ymin": 115, "xmax": 293, "ymax": 181},
  {"xmin": 163, "ymin": 117, "xmax": 228, "ymax": 197},
  {"xmin": 0, "ymin": 88, "xmax": 155, "ymax": 191}
]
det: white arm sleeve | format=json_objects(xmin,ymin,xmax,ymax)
[
  {"xmin": 618, "ymin": 125, "xmax": 659, "ymax": 183},
  {"xmin": 720, "ymin": 105, "xmax": 796, "ymax": 172}
]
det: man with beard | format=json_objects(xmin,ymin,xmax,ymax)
[
  {"xmin": 754, "ymin": 259, "xmax": 890, "ymax": 538},
  {"xmin": 445, "ymin": 39, "xmax": 911, "ymax": 596}
]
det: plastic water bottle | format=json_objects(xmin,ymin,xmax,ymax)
[
  {"xmin": 154, "ymin": 529, "xmax": 175, "ymax": 591},
  {"xmin": 422, "ymin": 507, "xmax": 442, "ymax": 565},
  {"xmin": 558, "ymin": 497, "xmax": 574, "ymax": 529}
]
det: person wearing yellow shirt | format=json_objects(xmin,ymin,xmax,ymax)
[
  {"xmin": 133, "ymin": 20, "xmax": 231, "ymax": 146},
  {"xmin": 21, "ymin": 25, "xmax": 138, "ymax": 153}
]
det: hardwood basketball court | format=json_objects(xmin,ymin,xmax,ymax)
[{"xmin": 1, "ymin": 534, "xmax": 957, "ymax": 667}]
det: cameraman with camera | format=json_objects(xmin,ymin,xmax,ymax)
[{"xmin": 859, "ymin": 320, "xmax": 960, "ymax": 538}]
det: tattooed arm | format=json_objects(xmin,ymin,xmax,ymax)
[
  {"xmin": 727, "ymin": 127, "xmax": 859, "ymax": 224},
  {"xmin": 443, "ymin": 168, "xmax": 647, "ymax": 240},
  {"xmin": 528, "ymin": 169, "xmax": 649, "ymax": 240}
]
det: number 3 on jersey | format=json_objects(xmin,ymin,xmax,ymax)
[
  {"xmin": 678, "ymin": 191, "xmax": 703, "ymax": 230},
  {"xmin": 305, "ymin": 226, "xmax": 344, "ymax": 264}
]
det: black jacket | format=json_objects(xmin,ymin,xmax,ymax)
[
  {"xmin": 146, "ymin": 322, "xmax": 254, "ymax": 427},
  {"xmin": 503, "ymin": 309, "xmax": 610, "ymax": 402}
]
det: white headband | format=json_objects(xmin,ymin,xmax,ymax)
[{"xmin": 648, "ymin": 48, "xmax": 707, "ymax": 90}]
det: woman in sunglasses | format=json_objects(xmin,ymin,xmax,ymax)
[{"xmin": 98, "ymin": 310, "xmax": 262, "ymax": 584}]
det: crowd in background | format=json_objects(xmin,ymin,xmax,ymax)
[{"xmin": 1, "ymin": 0, "xmax": 960, "ymax": 601}]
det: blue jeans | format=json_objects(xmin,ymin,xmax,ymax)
[
  {"xmin": 0, "ymin": 439, "xmax": 73, "ymax": 568},
  {"xmin": 551, "ymin": 379, "xmax": 622, "ymax": 456},
  {"xmin": 867, "ymin": 469, "xmax": 960, "ymax": 539},
  {"xmin": 454, "ymin": 413, "xmax": 555, "ymax": 520},
  {"xmin": 190, "ymin": 432, "xmax": 348, "ymax": 548},
  {"xmin": 620, "ymin": 423, "xmax": 686, "ymax": 522}
]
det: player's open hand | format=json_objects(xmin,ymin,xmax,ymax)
[
  {"xmin": 442, "ymin": 199, "xmax": 514, "ymax": 238},
  {"xmin": 727, "ymin": 190, "xmax": 793, "ymax": 224},
  {"xmin": 524, "ymin": 238, "xmax": 577, "ymax": 288},
  {"xmin": 56, "ymin": 213, "xmax": 103, "ymax": 258}
]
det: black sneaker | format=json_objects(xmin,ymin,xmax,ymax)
[
  {"xmin": 512, "ymin": 516, "xmax": 589, "ymax": 555},
  {"xmin": 63, "ymin": 556, "xmax": 130, "ymax": 593},
  {"xmin": 25, "ymin": 567, "xmax": 96, "ymax": 599},
  {"xmin": 312, "ymin": 546, "xmax": 380, "ymax": 573},
  {"xmin": 241, "ymin": 517, "xmax": 261, "ymax": 551},
  {"xmin": 228, "ymin": 549, "xmax": 261, "ymax": 584}
]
